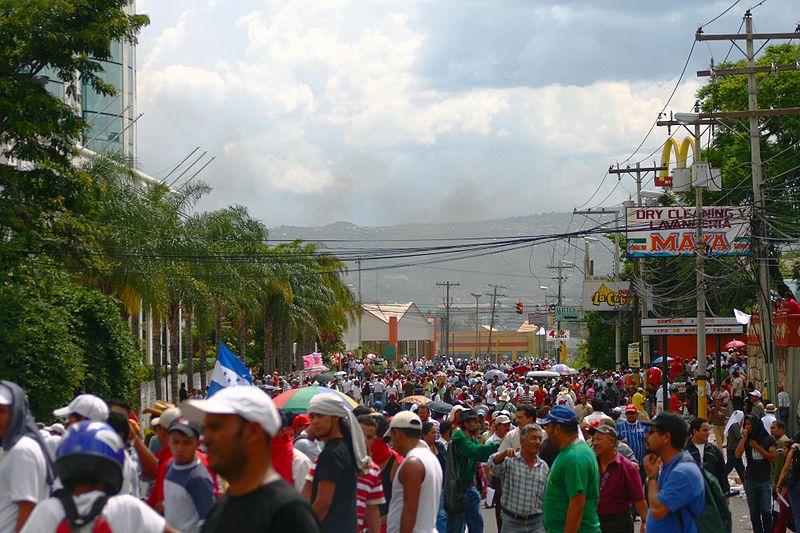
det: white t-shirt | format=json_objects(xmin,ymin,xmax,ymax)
[
  {"xmin": 120, "ymin": 449, "xmax": 140, "ymax": 498},
  {"xmin": 292, "ymin": 448, "xmax": 312, "ymax": 493},
  {"xmin": 695, "ymin": 442, "xmax": 705, "ymax": 462},
  {"xmin": 21, "ymin": 491, "xmax": 165, "ymax": 533},
  {"xmin": 0, "ymin": 436, "xmax": 50, "ymax": 532}
]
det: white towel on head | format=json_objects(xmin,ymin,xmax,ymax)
[
  {"xmin": 307, "ymin": 394, "xmax": 371, "ymax": 474},
  {"xmin": 724, "ymin": 410, "xmax": 744, "ymax": 437}
]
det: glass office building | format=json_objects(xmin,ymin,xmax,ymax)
[{"xmin": 43, "ymin": 2, "xmax": 137, "ymax": 159}]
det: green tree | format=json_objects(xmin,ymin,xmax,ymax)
[
  {"xmin": 584, "ymin": 311, "xmax": 633, "ymax": 371},
  {"xmin": 0, "ymin": 1, "xmax": 149, "ymax": 272},
  {"xmin": 0, "ymin": 266, "xmax": 141, "ymax": 420},
  {"xmin": 697, "ymin": 42, "xmax": 800, "ymax": 296}
]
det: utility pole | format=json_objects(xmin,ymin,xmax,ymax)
[
  {"xmin": 608, "ymin": 164, "xmax": 666, "ymax": 365},
  {"xmin": 688, "ymin": 13, "xmax": 800, "ymax": 402},
  {"xmin": 486, "ymin": 285, "xmax": 506, "ymax": 363},
  {"xmin": 547, "ymin": 261, "xmax": 574, "ymax": 363},
  {"xmin": 436, "ymin": 281, "xmax": 460, "ymax": 358},
  {"xmin": 471, "ymin": 293, "xmax": 482, "ymax": 359},
  {"xmin": 691, "ymin": 101, "xmax": 708, "ymax": 418},
  {"xmin": 574, "ymin": 208, "xmax": 624, "ymax": 369}
]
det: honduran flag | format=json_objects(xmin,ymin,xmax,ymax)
[{"xmin": 208, "ymin": 343, "xmax": 252, "ymax": 397}]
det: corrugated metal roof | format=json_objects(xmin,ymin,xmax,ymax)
[{"xmin": 363, "ymin": 302, "xmax": 423, "ymax": 323}]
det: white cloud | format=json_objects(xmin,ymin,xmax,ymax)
[{"xmin": 134, "ymin": 0, "xmax": 788, "ymax": 225}]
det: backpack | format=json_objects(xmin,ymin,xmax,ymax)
[
  {"xmin": 443, "ymin": 441, "xmax": 466, "ymax": 514},
  {"xmin": 54, "ymin": 490, "xmax": 112, "ymax": 533},
  {"xmin": 677, "ymin": 455, "xmax": 732, "ymax": 533}
]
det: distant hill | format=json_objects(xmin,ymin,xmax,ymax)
[{"xmin": 271, "ymin": 211, "xmax": 614, "ymax": 330}]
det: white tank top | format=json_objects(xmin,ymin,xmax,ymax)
[{"xmin": 386, "ymin": 442, "xmax": 442, "ymax": 533}]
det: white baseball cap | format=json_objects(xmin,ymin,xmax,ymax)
[
  {"xmin": 0, "ymin": 385, "xmax": 12, "ymax": 406},
  {"xmin": 384, "ymin": 411, "xmax": 423, "ymax": 437},
  {"xmin": 151, "ymin": 407, "xmax": 181, "ymax": 429},
  {"xmin": 181, "ymin": 386, "xmax": 281, "ymax": 437},
  {"xmin": 53, "ymin": 394, "xmax": 108, "ymax": 421}
]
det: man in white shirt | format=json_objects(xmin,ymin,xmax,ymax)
[
  {"xmin": 373, "ymin": 378, "xmax": 386, "ymax": 405},
  {"xmin": 762, "ymin": 404, "xmax": 778, "ymax": 433},
  {"xmin": 583, "ymin": 399, "xmax": 612, "ymax": 428},
  {"xmin": 385, "ymin": 412, "xmax": 442, "ymax": 533},
  {"xmin": 0, "ymin": 381, "xmax": 52, "ymax": 532}
]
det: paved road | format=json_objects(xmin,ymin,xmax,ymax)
[{"xmin": 478, "ymin": 486, "xmax": 755, "ymax": 532}]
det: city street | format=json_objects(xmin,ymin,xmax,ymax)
[{"xmin": 480, "ymin": 491, "xmax": 755, "ymax": 532}]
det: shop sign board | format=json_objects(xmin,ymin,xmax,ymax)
[
  {"xmin": 626, "ymin": 206, "xmax": 750, "ymax": 258},
  {"xmin": 582, "ymin": 281, "xmax": 633, "ymax": 311}
]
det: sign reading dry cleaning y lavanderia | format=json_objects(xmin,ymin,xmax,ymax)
[{"xmin": 625, "ymin": 206, "xmax": 750, "ymax": 258}]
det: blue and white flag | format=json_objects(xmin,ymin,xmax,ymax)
[{"xmin": 208, "ymin": 343, "xmax": 252, "ymax": 397}]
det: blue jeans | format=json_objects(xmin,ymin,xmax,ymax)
[
  {"xmin": 780, "ymin": 406, "xmax": 790, "ymax": 426},
  {"xmin": 437, "ymin": 483, "xmax": 447, "ymax": 533},
  {"xmin": 745, "ymin": 479, "xmax": 772, "ymax": 533},
  {"xmin": 446, "ymin": 485, "xmax": 483, "ymax": 533},
  {"xmin": 501, "ymin": 513, "xmax": 544, "ymax": 533},
  {"xmin": 788, "ymin": 480, "xmax": 800, "ymax": 531}
]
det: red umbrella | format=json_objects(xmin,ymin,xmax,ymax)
[
  {"xmin": 513, "ymin": 364, "xmax": 530, "ymax": 373},
  {"xmin": 724, "ymin": 339, "xmax": 746, "ymax": 350}
]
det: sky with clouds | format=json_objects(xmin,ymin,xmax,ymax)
[{"xmin": 134, "ymin": 0, "xmax": 791, "ymax": 227}]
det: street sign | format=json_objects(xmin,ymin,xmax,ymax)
[
  {"xmin": 555, "ymin": 306, "xmax": 584, "ymax": 322},
  {"xmin": 642, "ymin": 317, "xmax": 741, "ymax": 327},
  {"xmin": 641, "ymin": 325, "xmax": 746, "ymax": 336},
  {"xmin": 546, "ymin": 329, "xmax": 570, "ymax": 341},
  {"xmin": 627, "ymin": 343, "xmax": 641, "ymax": 367}
]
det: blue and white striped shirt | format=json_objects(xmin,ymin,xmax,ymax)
[{"xmin": 616, "ymin": 420, "xmax": 649, "ymax": 464}]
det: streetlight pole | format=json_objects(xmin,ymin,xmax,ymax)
[
  {"xmin": 357, "ymin": 259, "xmax": 362, "ymax": 354},
  {"xmin": 471, "ymin": 293, "xmax": 481, "ymax": 360}
]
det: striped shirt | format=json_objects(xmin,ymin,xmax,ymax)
[
  {"xmin": 616, "ymin": 420, "xmax": 649, "ymax": 464},
  {"xmin": 307, "ymin": 459, "xmax": 386, "ymax": 533},
  {"xmin": 356, "ymin": 461, "xmax": 385, "ymax": 532},
  {"xmin": 489, "ymin": 451, "xmax": 549, "ymax": 516}
]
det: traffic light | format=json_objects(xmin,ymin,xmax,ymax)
[{"xmin": 516, "ymin": 300, "xmax": 524, "ymax": 314}]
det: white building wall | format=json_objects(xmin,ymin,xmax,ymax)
[{"xmin": 343, "ymin": 310, "xmax": 433, "ymax": 350}]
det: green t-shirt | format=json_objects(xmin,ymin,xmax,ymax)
[{"xmin": 543, "ymin": 440, "xmax": 601, "ymax": 533}]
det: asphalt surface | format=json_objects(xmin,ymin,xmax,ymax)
[
  {"xmin": 477, "ymin": 430, "xmax": 759, "ymax": 533},
  {"xmin": 479, "ymin": 492, "xmax": 755, "ymax": 532}
]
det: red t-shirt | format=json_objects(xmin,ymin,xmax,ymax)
[
  {"xmin": 669, "ymin": 362, "xmax": 685, "ymax": 382},
  {"xmin": 648, "ymin": 367, "xmax": 663, "ymax": 389},
  {"xmin": 669, "ymin": 394, "xmax": 681, "ymax": 413},
  {"xmin": 534, "ymin": 389, "xmax": 547, "ymax": 407}
]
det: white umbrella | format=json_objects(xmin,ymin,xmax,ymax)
[
  {"xmin": 485, "ymin": 369, "xmax": 507, "ymax": 381},
  {"xmin": 528, "ymin": 370, "xmax": 560, "ymax": 378}
]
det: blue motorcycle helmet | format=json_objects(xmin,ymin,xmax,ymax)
[{"xmin": 55, "ymin": 421, "xmax": 125, "ymax": 495}]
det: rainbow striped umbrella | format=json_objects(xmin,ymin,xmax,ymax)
[{"xmin": 272, "ymin": 386, "xmax": 359, "ymax": 413}]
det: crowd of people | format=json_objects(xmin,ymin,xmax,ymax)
[{"xmin": 1, "ymin": 347, "xmax": 799, "ymax": 533}]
